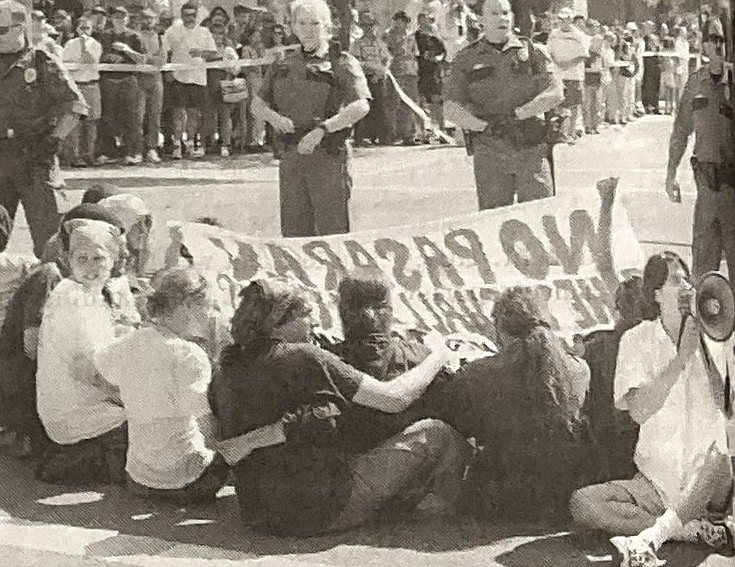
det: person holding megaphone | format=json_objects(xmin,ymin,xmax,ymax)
[{"xmin": 570, "ymin": 252, "xmax": 734, "ymax": 567}]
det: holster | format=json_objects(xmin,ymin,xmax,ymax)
[
  {"xmin": 477, "ymin": 115, "xmax": 549, "ymax": 150},
  {"xmin": 691, "ymin": 156, "xmax": 735, "ymax": 192}
]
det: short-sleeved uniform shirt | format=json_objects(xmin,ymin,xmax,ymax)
[
  {"xmin": 96, "ymin": 326, "xmax": 216, "ymax": 490},
  {"xmin": 615, "ymin": 319, "xmax": 728, "ymax": 508},
  {"xmin": 0, "ymin": 46, "xmax": 88, "ymax": 157},
  {"xmin": 258, "ymin": 48, "xmax": 371, "ymax": 131},
  {"xmin": 444, "ymin": 35, "xmax": 553, "ymax": 123},
  {"xmin": 672, "ymin": 66, "xmax": 735, "ymax": 167}
]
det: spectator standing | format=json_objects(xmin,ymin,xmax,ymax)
[
  {"xmin": 52, "ymin": 9, "xmax": 74, "ymax": 45},
  {"xmin": 90, "ymin": 5, "xmax": 107, "ymax": 38},
  {"xmin": 54, "ymin": 0, "xmax": 82, "ymax": 20},
  {"xmin": 583, "ymin": 18, "xmax": 603, "ymax": 134},
  {"xmin": 63, "ymin": 17, "xmax": 103, "ymax": 167},
  {"xmin": 641, "ymin": 20, "xmax": 661, "ymax": 114},
  {"xmin": 383, "ymin": 10, "xmax": 421, "ymax": 145},
  {"xmin": 97, "ymin": 6, "xmax": 146, "ymax": 165},
  {"xmin": 673, "ymin": 26, "xmax": 689, "ymax": 107},
  {"xmin": 614, "ymin": 32, "xmax": 639, "ymax": 125},
  {"xmin": 547, "ymin": 7, "xmax": 589, "ymax": 144},
  {"xmin": 162, "ymin": 3, "xmax": 218, "ymax": 159},
  {"xmin": 415, "ymin": 11, "xmax": 446, "ymax": 141},
  {"xmin": 136, "ymin": 9, "xmax": 165, "ymax": 164},
  {"xmin": 660, "ymin": 36, "xmax": 676, "ymax": 115},
  {"xmin": 628, "ymin": 22, "xmax": 645, "ymax": 118},
  {"xmin": 351, "ymin": 12, "xmax": 390, "ymax": 145},
  {"xmin": 205, "ymin": 23, "xmax": 240, "ymax": 157}
]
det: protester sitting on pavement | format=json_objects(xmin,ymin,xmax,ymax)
[
  {"xmin": 63, "ymin": 17, "xmax": 103, "ymax": 168},
  {"xmin": 438, "ymin": 286, "xmax": 593, "ymax": 525},
  {"xmin": 570, "ymin": 252, "xmax": 734, "ymax": 563},
  {"xmin": 35, "ymin": 220, "xmax": 131, "ymax": 485},
  {"xmin": 210, "ymin": 277, "xmax": 468, "ymax": 535},
  {"xmin": 81, "ymin": 182, "xmax": 122, "ymax": 205},
  {"xmin": 95, "ymin": 268, "xmax": 230, "ymax": 504}
]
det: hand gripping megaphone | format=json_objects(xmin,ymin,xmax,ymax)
[{"xmin": 680, "ymin": 271, "xmax": 735, "ymax": 342}]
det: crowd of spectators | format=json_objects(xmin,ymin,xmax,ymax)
[{"xmin": 25, "ymin": 0, "xmax": 712, "ymax": 163}]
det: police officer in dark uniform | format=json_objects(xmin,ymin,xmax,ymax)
[
  {"xmin": 665, "ymin": 18, "xmax": 735, "ymax": 283},
  {"xmin": 0, "ymin": 0, "xmax": 88, "ymax": 257},
  {"xmin": 252, "ymin": 0, "xmax": 371, "ymax": 238},
  {"xmin": 444, "ymin": 0, "xmax": 563, "ymax": 211}
]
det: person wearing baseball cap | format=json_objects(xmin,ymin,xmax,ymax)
[{"xmin": 0, "ymin": 0, "xmax": 89, "ymax": 258}]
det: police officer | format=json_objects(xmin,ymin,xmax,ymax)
[
  {"xmin": 252, "ymin": 0, "xmax": 371, "ymax": 237},
  {"xmin": 444, "ymin": 0, "xmax": 563, "ymax": 211},
  {"xmin": 0, "ymin": 0, "xmax": 88, "ymax": 257},
  {"xmin": 665, "ymin": 18, "xmax": 735, "ymax": 283}
]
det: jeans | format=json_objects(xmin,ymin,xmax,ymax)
[
  {"xmin": 137, "ymin": 74, "xmax": 163, "ymax": 151},
  {"xmin": 100, "ymin": 75, "xmax": 142, "ymax": 157}
]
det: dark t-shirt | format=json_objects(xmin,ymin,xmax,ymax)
[
  {"xmin": 211, "ymin": 341, "xmax": 365, "ymax": 535},
  {"xmin": 98, "ymin": 29, "xmax": 143, "ymax": 78}
]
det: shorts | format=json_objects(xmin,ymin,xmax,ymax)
[
  {"xmin": 562, "ymin": 79, "xmax": 584, "ymax": 107},
  {"xmin": 606, "ymin": 474, "xmax": 667, "ymax": 517},
  {"xmin": 169, "ymin": 80, "xmax": 208, "ymax": 110},
  {"xmin": 78, "ymin": 82, "xmax": 102, "ymax": 120}
]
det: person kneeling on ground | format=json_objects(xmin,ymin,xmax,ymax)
[
  {"xmin": 209, "ymin": 278, "xmax": 468, "ymax": 535},
  {"xmin": 570, "ymin": 252, "xmax": 734, "ymax": 565},
  {"xmin": 437, "ymin": 286, "xmax": 593, "ymax": 525},
  {"xmin": 35, "ymin": 220, "xmax": 131, "ymax": 484},
  {"xmin": 95, "ymin": 268, "xmax": 230, "ymax": 504}
]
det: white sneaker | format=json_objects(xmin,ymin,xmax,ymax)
[
  {"xmin": 190, "ymin": 146, "xmax": 205, "ymax": 159},
  {"xmin": 172, "ymin": 145, "xmax": 183, "ymax": 160},
  {"xmin": 610, "ymin": 536, "xmax": 663, "ymax": 567},
  {"xmin": 220, "ymin": 146, "xmax": 230, "ymax": 157},
  {"xmin": 95, "ymin": 154, "xmax": 115, "ymax": 165},
  {"xmin": 123, "ymin": 154, "xmax": 142, "ymax": 165},
  {"xmin": 146, "ymin": 148, "xmax": 161, "ymax": 163},
  {"xmin": 695, "ymin": 518, "xmax": 735, "ymax": 556}
]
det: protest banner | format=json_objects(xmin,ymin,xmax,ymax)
[{"xmin": 161, "ymin": 185, "xmax": 644, "ymax": 346}]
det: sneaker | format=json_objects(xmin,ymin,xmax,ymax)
[
  {"xmin": 172, "ymin": 145, "xmax": 183, "ymax": 160},
  {"xmin": 220, "ymin": 146, "xmax": 230, "ymax": 158},
  {"xmin": 123, "ymin": 154, "xmax": 142, "ymax": 165},
  {"xmin": 95, "ymin": 155, "xmax": 116, "ymax": 165},
  {"xmin": 190, "ymin": 146, "xmax": 205, "ymax": 159},
  {"xmin": 696, "ymin": 518, "xmax": 735, "ymax": 556},
  {"xmin": 609, "ymin": 536, "xmax": 663, "ymax": 567},
  {"xmin": 146, "ymin": 148, "xmax": 161, "ymax": 163}
]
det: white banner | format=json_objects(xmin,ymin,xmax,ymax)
[{"xmin": 162, "ymin": 187, "xmax": 644, "ymax": 343}]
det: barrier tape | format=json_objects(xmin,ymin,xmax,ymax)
[{"xmin": 386, "ymin": 69, "xmax": 455, "ymax": 145}]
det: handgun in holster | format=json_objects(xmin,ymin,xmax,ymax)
[{"xmin": 463, "ymin": 130, "xmax": 474, "ymax": 156}]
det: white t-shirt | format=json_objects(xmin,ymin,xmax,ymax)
[
  {"xmin": 615, "ymin": 320, "xmax": 729, "ymax": 508},
  {"xmin": 162, "ymin": 23, "xmax": 216, "ymax": 86},
  {"xmin": 62, "ymin": 36, "xmax": 103, "ymax": 83},
  {"xmin": 36, "ymin": 278, "xmax": 125, "ymax": 445},
  {"xmin": 95, "ymin": 326, "xmax": 216, "ymax": 490},
  {"xmin": 547, "ymin": 27, "xmax": 590, "ymax": 81}
]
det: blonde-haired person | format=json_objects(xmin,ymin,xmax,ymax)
[
  {"xmin": 95, "ymin": 268, "xmax": 230, "ymax": 504},
  {"xmin": 35, "ymin": 220, "xmax": 129, "ymax": 485}
]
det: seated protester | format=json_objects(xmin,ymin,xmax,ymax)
[
  {"xmin": 81, "ymin": 182, "xmax": 121, "ymax": 205},
  {"xmin": 95, "ymin": 269, "xmax": 230, "ymax": 504},
  {"xmin": 35, "ymin": 221, "xmax": 130, "ymax": 484},
  {"xmin": 98, "ymin": 194, "xmax": 153, "ymax": 279},
  {"xmin": 570, "ymin": 252, "xmax": 734, "ymax": 564},
  {"xmin": 210, "ymin": 278, "xmax": 468, "ymax": 536},
  {"xmin": 0, "ymin": 205, "xmax": 126, "ymax": 459},
  {"xmin": 438, "ymin": 286, "xmax": 593, "ymax": 525},
  {"xmin": 0, "ymin": 205, "xmax": 38, "ymax": 330},
  {"xmin": 330, "ymin": 270, "xmax": 449, "ymax": 454},
  {"xmin": 579, "ymin": 275, "xmax": 644, "ymax": 483}
]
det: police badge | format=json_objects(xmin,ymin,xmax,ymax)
[{"xmin": 24, "ymin": 68, "xmax": 37, "ymax": 84}]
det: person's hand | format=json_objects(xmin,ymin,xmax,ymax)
[
  {"xmin": 665, "ymin": 172, "xmax": 681, "ymax": 203},
  {"xmin": 677, "ymin": 315, "xmax": 701, "ymax": 362},
  {"xmin": 111, "ymin": 41, "xmax": 130, "ymax": 52},
  {"xmin": 596, "ymin": 176, "xmax": 619, "ymax": 206},
  {"xmin": 270, "ymin": 113, "xmax": 295, "ymax": 134},
  {"xmin": 297, "ymin": 127, "xmax": 324, "ymax": 154}
]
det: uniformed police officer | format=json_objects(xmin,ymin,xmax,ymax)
[
  {"xmin": 665, "ymin": 18, "xmax": 735, "ymax": 283},
  {"xmin": 0, "ymin": 0, "xmax": 87, "ymax": 257},
  {"xmin": 443, "ymin": 0, "xmax": 564, "ymax": 211},
  {"xmin": 251, "ymin": 0, "xmax": 371, "ymax": 238}
]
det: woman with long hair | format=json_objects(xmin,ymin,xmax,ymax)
[{"xmin": 210, "ymin": 277, "xmax": 468, "ymax": 535}]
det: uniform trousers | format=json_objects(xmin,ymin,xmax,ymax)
[
  {"xmin": 472, "ymin": 139, "xmax": 553, "ymax": 210},
  {"xmin": 0, "ymin": 146, "xmax": 62, "ymax": 258},
  {"xmin": 356, "ymin": 75, "xmax": 387, "ymax": 142},
  {"xmin": 278, "ymin": 146, "xmax": 352, "ymax": 237},
  {"xmin": 100, "ymin": 75, "xmax": 142, "ymax": 157},
  {"xmin": 137, "ymin": 74, "xmax": 164, "ymax": 152},
  {"xmin": 690, "ymin": 162, "xmax": 735, "ymax": 282}
]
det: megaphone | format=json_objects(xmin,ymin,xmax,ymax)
[{"xmin": 683, "ymin": 271, "xmax": 735, "ymax": 342}]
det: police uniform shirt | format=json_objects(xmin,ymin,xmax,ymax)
[
  {"xmin": 0, "ymin": 44, "xmax": 88, "ymax": 144},
  {"xmin": 259, "ymin": 48, "xmax": 371, "ymax": 131},
  {"xmin": 444, "ymin": 34, "xmax": 553, "ymax": 121},
  {"xmin": 673, "ymin": 67, "xmax": 735, "ymax": 166}
]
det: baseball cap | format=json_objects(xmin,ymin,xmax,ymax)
[
  {"xmin": 91, "ymin": 5, "xmax": 106, "ymax": 15},
  {"xmin": 30, "ymin": 9, "xmax": 45, "ymax": 20},
  {"xmin": 557, "ymin": 7, "xmax": 574, "ymax": 19},
  {"xmin": 625, "ymin": 21, "xmax": 638, "ymax": 31},
  {"xmin": 111, "ymin": 6, "xmax": 129, "ymax": 17},
  {"xmin": 393, "ymin": 10, "xmax": 410, "ymax": 22},
  {"xmin": 140, "ymin": 8, "xmax": 156, "ymax": 18}
]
